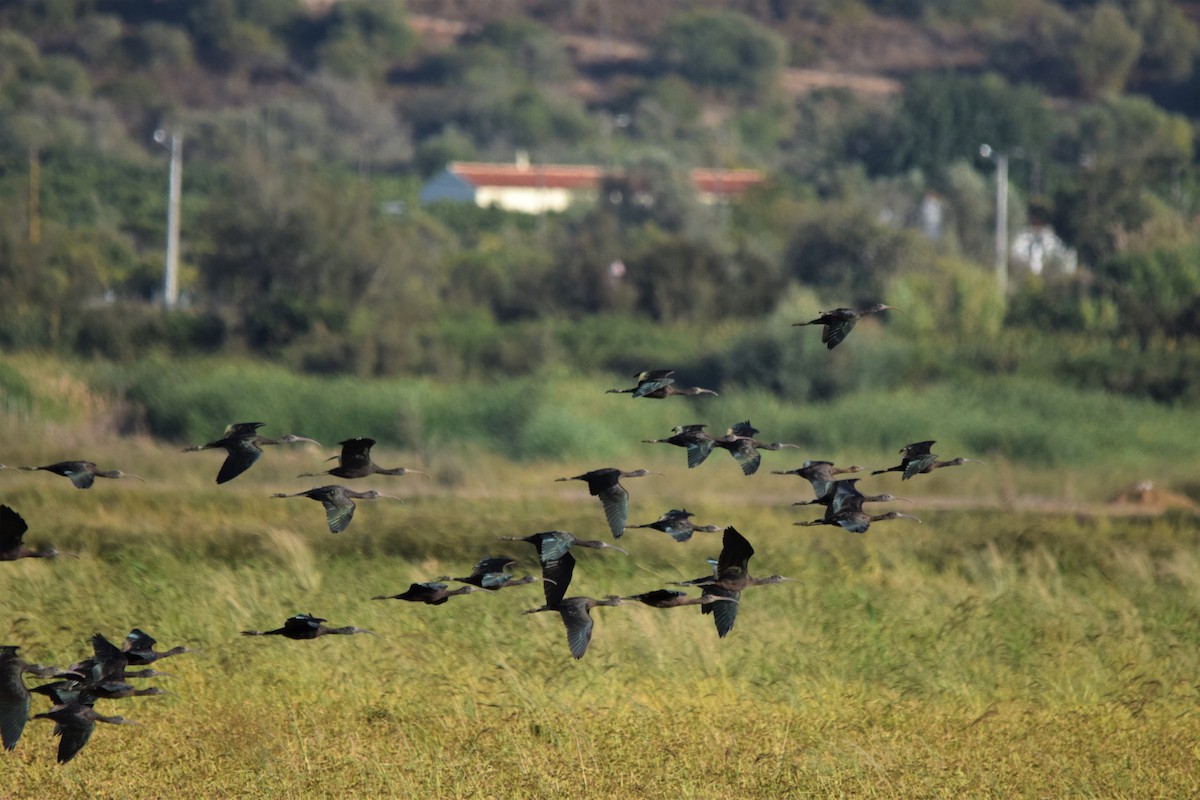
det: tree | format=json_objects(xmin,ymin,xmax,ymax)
[
  {"xmin": 653, "ymin": 10, "xmax": 785, "ymax": 96},
  {"xmin": 1073, "ymin": 3, "xmax": 1142, "ymax": 97}
]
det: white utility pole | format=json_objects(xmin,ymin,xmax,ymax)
[
  {"xmin": 155, "ymin": 128, "xmax": 182, "ymax": 310},
  {"xmin": 980, "ymin": 144, "xmax": 1009, "ymax": 296}
]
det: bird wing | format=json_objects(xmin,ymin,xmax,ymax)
[
  {"xmin": 685, "ymin": 437, "xmax": 715, "ymax": 469},
  {"xmin": 0, "ymin": 505, "xmax": 28, "ymax": 551},
  {"xmin": 532, "ymin": 532, "xmax": 573, "ymax": 565},
  {"xmin": 902, "ymin": 454, "xmax": 938, "ymax": 480},
  {"xmin": 62, "ymin": 465, "xmax": 95, "ymax": 490},
  {"xmin": 216, "ymin": 438, "xmax": 263, "ymax": 484},
  {"xmin": 542, "ymin": 552, "xmax": 575, "ymax": 608},
  {"xmin": 597, "ymin": 484, "xmax": 630, "ymax": 538},
  {"xmin": 828, "ymin": 480, "xmax": 865, "ymax": 515},
  {"xmin": 717, "ymin": 527, "xmax": 754, "ymax": 578},
  {"xmin": 283, "ymin": 615, "xmax": 322, "ymax": 637},
  {"xmin": 321, "ymin": 496, "xmax": 356, "ymax": 534},
  {"xmin": 729, "ymin": 439, "xmax": 762, "ymax": 476},
  {"xmin": 835, "ymin": 514, "xmax": 871, "ymax": 534},
  {"xmin": 338, "ymin": 439, "xmax": 375, "ymax": 471},
  {"xmin": 53, "ymin": 714, "xmax": 95, "ymax": 764},
  {"xmin": 702, "ymin": 586, "xmax": 741, "ymax": 638},
  {"xmin": 635, "ymin": 589, "xmax": 686, "ymax": 606},
  {"xmin": 471, "ymin": 557, "xmax": 516, "ymax": 577},
  {"xmin": 0, "ymin": 662, "xmax": 29, "ymax": 751},
  {"xmin": 559, "ymin": 602, "xmax": 596, "ymax": 659},
  {"xmin": 633, "ymin": 376, "xmax": 675, "ymax": 398},
  {"xmin": 664, "ymin": 522, "xmax": 695, "ymax": 542},
  {"xmin": 822, "ymin": 317, "xmax": 858, "ymax": 349}
]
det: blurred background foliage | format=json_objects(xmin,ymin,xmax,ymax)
[{"xmin": 1, "ymin": 0, "xmax": 1200, "ymax": 446}]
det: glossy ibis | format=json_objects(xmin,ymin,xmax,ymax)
[
  {"xmin": 607, "ymin": 369, "xmax": 718, "ymax": 399},
  {"xmin": 272, "ymin": 485, "xmax": 397, "ymax": 534},
  {"xmin": 524, "ymin": 596, "xmax": 624, "ymax": 659},
  {"xmin": 772, "ymin": 461, "xmax": 864, "ymax": 505},
  {"xmin": 625, "ymin": 509, "xmax": 720, "ymax": 542},
  {"xmin": 1, "ymin": 504, "xmax": 70, "ymax": 561},
  {"xmin": 18, "ymin": 461, "xmax": 143, "ymax": 489},
  {"xmin": 622, "ymin": 589, "xmax": 738, "ymax": 609},
  {"xmin": 121, "ymin": 629, "xmax": 192, "ymax": 666},
  {"xmin": 871, "ymin": 440, "xmax": 983, "ymax": 480},
  {"xmin": 712, "ymin": 422, "xmax": 799, "ymax": 476},
  {"xmin": 33, "ymin": 701, "xmax": 138, "ymax": 763},
  {"xmin": 641, "ymin": 424, "xmax": 716, "ymax": 469},
  {"xmin": 793, "ymin": 303, "xmax": 898, "ymax": 349},
  {"xmin": 242, "ymin": 613, "xmax": 374, "ymax": 639},
  {"xmin": 672, "ymin": 526, "xmax": 792, "ymax": 637},
  {"xmin": 372, "ymin": 582, "xmax": 485, "ymax": 604},
  {"xmin": 498, "ymin": 530, "xmax": 627, "ymax": 608},
  {"xmin": 555, "ymin": 468, "xmax": 656, "ymax": 538},
  {"xmin": 185, "ymin": 422, "xmax": 320, "ymax": 484},
  {"xmin": 31, "ymin": 680, "xmax": 167, "ymax": 705},
  {"xmin": 438, "ymin": 556, "xmax": 546, "ymax": 590},
  {"xmin": 796, "ymin": 509, "xmax": 921, "ymax": 534},
  {"xmin": 1, "ymin": 646, "xmax": 82, "ymax": 751},
  {"xmin": 301, "ymin": 437, "xmax": 428, "ymax": 480}
]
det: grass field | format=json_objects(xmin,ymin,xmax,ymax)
[{"xmin": 2, "ymin": 428, "xmax": 1200, "ymax": 798}]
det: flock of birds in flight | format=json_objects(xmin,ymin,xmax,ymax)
[{"xmin": 0, "ymin": 303, "xmax": 984, "ymax": 764}]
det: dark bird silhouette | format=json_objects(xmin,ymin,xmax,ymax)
[
  {"xmin": 555, "ymin": 468, "xmax": 657, "ymax": 538},
  {"xmin": 813, "ymin": 479, "xmax": 909, "ymax": 515},
  {"xmin": 300, "ymin": 437, "xmax": 428, "ymax": 481},
  {"xmin": 622, "ymin": 589, "xmax": 739, "ymax": 609},
  {"xmin": 793, "ymin": 303, "xmax": 899, "ymax": 349},
  {"xmin": 69, "ymin": 634, "xmax": 128, "ymax": 685},
  {"xmin": 607, "ymin": 369, "xmax": 718, "ymax": 399},
  {"xmin": 437, "ymin": 556, "xmax": 546, "ymax": 590},
  {"xmin": 642, "ymin": 424, "xmax": 716, "ymax": 469},
  {"xmin": 184, "ymin": 421, "xmax": 320, "ymax": 484},
  {"xmin": 18, "ymin": 461, "xmax": 143, "ymax": 489},
  {"xmin": 498, "ymin": 530, "xmax": 627, "ymax": 608},
  {"xmin": 31, "ymin": 680, "xmax": 167, "ymax": 705},
  {"xmin": 711, "ymin": 422, "xmax": 799, "ymax": 476},
  {"xmin": 241, "ymin": 613, "xmax": 374, "ymax": 639},
  {"xmin": 33, "ymin": 701, "xmax": 138, "ymax": 763},
  {"xmin": 672, "ymin": 526, "xmax": 792, "ymax": 637},
  {"xmin": 372, "ymin": 582, "xmax": 485, "ymax": 604},
  {"xmin": 272, "ymin": 485, "xmax": 397, "ymax": 533},
  {"xmin": 871, "ymin": 440, "xmax": 984, "ymax": 480},
  {"xmin": 0, "ymin": 646, "xmax": 82, "ymax": 751},
  {"xmin": 625, "ymin": 509, "xmax": 721, "ymax": 542},
  {"xmin": 1, "ymin": 504, "xmax": 70, "ymax": 561},
  {"xmin": 772, "ymin": 461, "xmax": 864, "ymax": 505},
  {"xmin": 796, "ymin": 509, "xmax": 921, "ymax": 534},
  {"xmin": 121, "ymin": 629, "xmax": 192, "ymax": 666},
  {"xmin": 524, "ymin": 596, "xmax": 624, "ymax": 659}
]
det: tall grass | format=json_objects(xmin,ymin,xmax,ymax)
[{"xmin": 1, "ymin": 437, "xmax": 1199, "ymax": 797}]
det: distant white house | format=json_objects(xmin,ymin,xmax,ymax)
[
  {"xmin": 419, "ymin": 155, "xmax": 765, "ymax": 214},
  {"xmin": 1012, "ymin": 224, "xmax": 1078, "ymax": 276}
]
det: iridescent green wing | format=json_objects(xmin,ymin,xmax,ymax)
[{"xmin": 597, "ymin": 484, "xmax": 630, "ymax": 537}]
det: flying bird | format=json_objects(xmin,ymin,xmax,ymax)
[
  {"xmin": 607, "ymin": 370, "xmax": 718, "ymax": 399},
  {"xmin": 711, "ymin": 422, "xmax": 799, "ymax": 476},
  {"xmin": 793, "ymin": 303, "xmax": 898, "ymax": 349},
  {"xmin": 271, "ymin": 485, "xmax": 397, "ymax": 533},
  {"xmin": 121, "ymin": 629, "xmax": 192, "ymax": 666},
  {"xmin": 300, "ymin": 437, "xmax": 428, "ymax": 480},
  {"xmin": 184, "ymin": 422, "xmax": 320, "ymax": 484},
  {"xmin": 0, "ymin": 646, "xmax": 83, "ymax": 751},
  {"xmin": 672, "ymin": 527, "xmax": 792, "ymax": 638},
  {"xmin": 241, "ymin": 613, "xmax": 374, "ymax": 639},
  {"xmin": 438, "ymin": 556, "xmax": 546, "ymax": 590},
  {"xmin": 624, "ymin": 509, "xmax": 721, "ymax": 542},
  {"xmin": 372, "ymin": 582, "xmax": 485, "ymax": 605},
  {"xmin": 498, "ymin": 531, "xmax": 626, "ymax": 608},
  {"xmin": 641, "ymin": 424, "xmax": 716, "ymax": 469},
  {"xmin": 871, "ymin": 440, "xmax": 983, "ymax": 480},
  {"xmin": 1, "ymin": 504, "xmax": 70, "ymax": 561},
  {"xmin": 524, "ymin": 596, "xmax": 624, "ymax": 659},
  {"xmin": 772, "ymin": 460, "xmax": 864, "ymax": 506},
  {"xmin": 17, "ymin": 461, "xmax": 143, "ymax": 490},
  {"xmin": 622, "ymin": 589, "xmax": 738, "ymax": 610},
  {"xmin": 33, "ymin": 701, "xmax": 138, "ymax": 764},
  {"xmin": 555, "ymin": 468, "xmax": 656, "ymax": 538}
]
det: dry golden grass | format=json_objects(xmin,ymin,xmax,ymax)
[{"xmin": 2, "ymin": 431, "xmax": 1200, "ymax": 798}]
